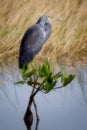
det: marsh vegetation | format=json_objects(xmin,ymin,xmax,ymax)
[{"xmin": 0, "ymin": 0, "xmax": 87, "ymax": 65}]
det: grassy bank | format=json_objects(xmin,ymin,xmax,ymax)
[{"xmin": 0, "ymin": 0, "xmax": 87, "ymax": 66}]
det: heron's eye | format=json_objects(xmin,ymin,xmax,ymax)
[
  {"xmin": 45, "ymin": 20, "xmax": 48, "ymax": 25},
  {"xmin": 44, "ymin": 22, "xmax": 47, "ymax": 26}
]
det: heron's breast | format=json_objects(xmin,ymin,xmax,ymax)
[{"xmin": 39, "ymin": 27, "xmax": 47, "ymax": 39}]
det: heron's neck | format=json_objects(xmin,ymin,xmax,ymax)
[{"xmin": 39, "ymin": 24, "xmax": 46, "ymax": 38}]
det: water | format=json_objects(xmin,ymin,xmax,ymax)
[{"xmin": 0, "ymin": 63, "xmax": 87, "ymax": 130}]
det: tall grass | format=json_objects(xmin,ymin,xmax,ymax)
[{"xmin": 0, "ymin": 0, "xmax": 87, "ymax": 65}]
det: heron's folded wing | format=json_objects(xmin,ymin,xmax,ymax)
[{"xmin": 22, "ymin": 25, "xmax": 44, "ymax": 55}]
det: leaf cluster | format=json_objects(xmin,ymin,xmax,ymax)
[{"xmin": 15, "ymin": 61, "xmax": 75, "ymax": 94}]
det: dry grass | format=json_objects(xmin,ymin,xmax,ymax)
[{"xmin": 0, "ymin": 0, "xmax": 87, "ymax": 66}]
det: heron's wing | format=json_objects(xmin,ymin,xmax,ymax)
[
  {"xmin": 19, "ymin": 50, "xmax": 34, "ymax": 68},
  {"xmin": 19, "ymin": 25, "xmax": 45, "ymax": 68},
  {"xmin": 21, "ymin": 25, "xmax": 45, "ymax": 55}
]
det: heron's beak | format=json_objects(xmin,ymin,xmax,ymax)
[{"xmin": 48, "ymin": 17, "xmax": 63, "ymax": 23}]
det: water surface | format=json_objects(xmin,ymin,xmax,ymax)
[{"xmin": 0, "ymin": 63, "xmax": 87, "ymax": 130}]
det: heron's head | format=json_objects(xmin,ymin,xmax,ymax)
[{"xmin": 36, "ymin": 15, "xmax": 50, "ymax": 25}]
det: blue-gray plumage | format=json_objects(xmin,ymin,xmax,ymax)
[{"xmin": 19, "ymin": 15, "xmax": 52, "ymax": 69}]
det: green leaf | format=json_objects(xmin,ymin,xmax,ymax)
[
  {"xmin": 38, "ymin": 65, "xmax": 43, "ymax": 77},
  {"xmin": 41, "ymin": 65, "xmax": 47, "ymax": 74},
  {"xmin": 43, "ymin": 72, "xmax": 57, "ymax": 93},
  {"xmin": 61, "ymin": 74, "xmax": 64, "ymax": 83},
  {"xmin": 43, "ymin": 80, "xmax": 57, "ymax": 93},
  {"xmin": 15, "ymin": 81, "xmax": 25, "ymax": 85},
  {"xmin": 63, "ymin": 74, "xmax": 75, "ymax": 86},
  {"xmin": 22, "ymin": 64, "xmax": 28, "ymax": 72},
  {"xmin": 22, "ymin": 64, "xmax": 28, "ymax": 79},
  {"xmin": 46, "ymin": 72, "xmax": 53, "ymax": 83},
  {"xmin": 38, "ymin": 62, "xmax": 51, "ymax": 77},
  {"xmin": 27, "ymin": 80, "xmax": 33, "ymax": 86},
  {"xmin": 45, "ymin": 61, "xmax": 51, "ymax": 73},
  {"xmin": 38, "ymin": 64, "xmax": 46, "ymax": 77},
  {"xmin": 28, "ymin": 69, "xmax": 37, "ymax": 77},
  {"xmin": 53, "ymin": 72, "xmax": 62, "ymax": 79}
]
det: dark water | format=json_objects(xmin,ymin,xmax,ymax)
[{"xmin": 0, "ymin": 63, "xmax": 87, "ymax": 130}]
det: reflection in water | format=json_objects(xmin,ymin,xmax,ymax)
[
  {"xmin": 23, "ymin": 79, "xmax": 40, "ymax": 130},
  {"xmin": 24, "ymin": 98, "xmax": 40, "ymax": 130},
  {"xmin": 24, "ymin": 107, "xmax": 33, "ymax": 130},
  {"xmin": 0, "ymin": 63, "xmax": 87, "ymax": 130},
  {"xmin": 33, "ymin": 99, "xmax": 40, "ymax": 130}
]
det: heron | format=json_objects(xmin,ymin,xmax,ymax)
[{"xmin": 19, "ymin": 15, "xmax": 52, "ymax": 69}]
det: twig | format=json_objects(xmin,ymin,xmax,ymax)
[
  {"xmin": 33, "ymin": 99, "xmax": 40, "ymax": 130},
  {"xmin": 54, "ymin": 85, "xmax": 65, "ymax": 89},
  {"xmin": 33, "ymin": 98, "xmax": 40, "ymax": 121}
]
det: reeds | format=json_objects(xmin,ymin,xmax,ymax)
[{"xmin": 0, "ymin": 0, "xmax": 87, "ymax": 65}]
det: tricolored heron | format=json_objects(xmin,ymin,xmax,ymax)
[{"xmin": 19, "ymin": 15, "xmax": 51, "ymax": 69}]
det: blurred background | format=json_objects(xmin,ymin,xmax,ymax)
[
  {"xmin": 0, "ymin": 0, "xmax": 87, "ymax": 130},
  {"xmin": 0, "ymin": 0, "xmax": 87, "ymax": 65}
]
